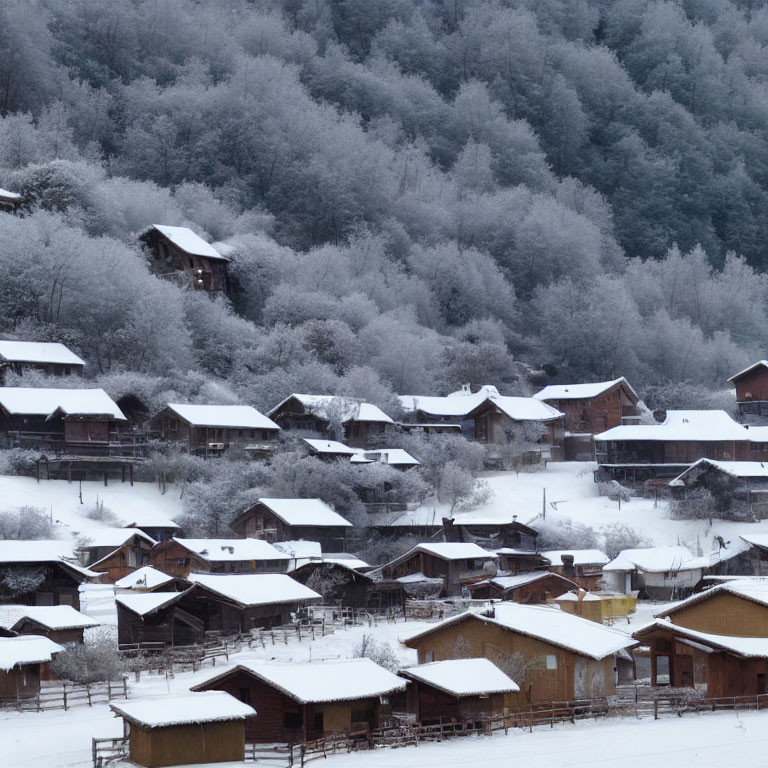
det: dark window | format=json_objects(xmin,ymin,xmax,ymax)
[
  {"xmin": 284, "ymin": 711, "xmax": 302, "ymax": 729},
  {"xmin": 239, "ymin": 687, "xmax": 251, "ymax": 705},
  {"xmin": 313, "ymin": 712, "xmax": 324, "ymax": 732}
]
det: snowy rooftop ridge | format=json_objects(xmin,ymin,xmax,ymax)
[
  {"xmin": 595, "ymin": 410, "xmax": 748, "ymax": 442},
  {"xmin": 0, "ymin": 187, "xmax": 21, "ymax": 200},
  {"xmin": 474, "ymin": 571, "xmax": 575, "ymax": 591},
  {"xmin": 400, "ymin": 658, "xmax": 519, "ymax": 697},
  {"xmin": 78, "ymin": 527, "xmax": 156, "ymax": 549},
  {"xmin": 542, "ymin": 549, "xmax": 610, "ymax": 567},
  {"xmin": 728, "ymin": 360, "xmax": 768, "ymax": 383},
  {"xmin": 188, "ymin": 573, "xmax": 321, "ymax": 606},
  {"xmin": 603, "ymin": 546, "xmax": 696, "ymax": 573},
  {"xmin": 0, "ymin": 635, "xmax": 64, "ymax": 670},
  {"xmin": 110, "ymin": 691, "xmax": 255, "ymax": 728},
  {"xmin": 413, "ymin": 542, "xmax": 498, "ymax": 561},
  {"xmin": 634, "ymin": 620, "xmax": 768, "ymax": 658},
  {"xmin": 534, "ymin": 378, "xmax": 637, "ymax": 402},
  {"xmin": 8, "ymin": 605, "xmax": 98, "ymax": 631},
  {"xmin": 115, "ymin": 592, "xmax": 185, "ymax": 617},
  {"xmin": 351, "ymin": 448, "xmax": 421, "ymax": 466},
  {"xmin": 302, "ymin": 438, "xmax": 356, "ymax": 455},
  {"xmin": 192, "ymin": 658, "xmax": 406, "ymax": 703},
  {"xmin": 0, "ymin": 387, "xmax": 125, "ymax": 419},
  {"xmin": 150, "ymin": 225, "xmax": 228, "ymax": 261},
  {"xmin": 268, "ymin": 394, "xmax": 394, "ymax": 424},
  {"xmin": 114, "ymin": 566, "xmax": 176, "ymax": 591},
  {"xmin": 655, "ymin": 578, "xmax": 768, "ymax": 617},
  {"xmin": 0, "ymin": 340, "xmax": 85, "ymax": 366},
  {"xmin": 165, "ymin": 403, "xmax": 280, "ymax": 430},
  {"xmin": 669, "ymin": 458, "xmax": 768, "ymax": 486},
  {"xmin": 251, "ymin": 498, "xmax": 352, "ymax": 528},
  {"xmin": 172, "ymin": 537, "xmax": 288, "ymax": 562}
]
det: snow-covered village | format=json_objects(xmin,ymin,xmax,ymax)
[{"xmin": 7, "ymin": 1, "xmax": 768, "ymax": 767}]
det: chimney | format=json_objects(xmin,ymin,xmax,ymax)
[{"xmin": 561, "ymin": 554, "xmax": 576, "ymax": 578}]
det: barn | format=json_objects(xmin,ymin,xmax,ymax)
[{"xmin": 78, "ymin": 528, "xmax": 156, "ymax": 583}]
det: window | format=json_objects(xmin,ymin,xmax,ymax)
[
  {"xmin": 239, "ymin": 687, "xmax": 251, "ymax": 705},
  {"xmin": 284, "ymin": 711, "xmax": 303, "ymax": 729},
  {"xmin": 424, "ymin": 650, "xmax": 434, "ymax": 663},
  {"xmin": 313, "ymin": 712, "xmax": 324, "ymax": 732},
  {"xmin": 545, "ymin": 655, "xmax": 558, "ymax": 670}
]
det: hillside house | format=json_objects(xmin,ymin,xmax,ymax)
[
  {"xmin": 0, "ymin": 340, "xmax": 84, "ymax": 382},
  {"xmin": 467, "ymin": 571, "xmax": 578, "ymax": 603},
  {"xmin": 0, "ymin": 635, "xmax": 63, "ymax": 700},
  {"xmin": 400, "ymin": 658, "xmax": 519, "ymax": 723},
  {"xmin": 114, "ymin": 566, "xmax": 188, "ymax": 593},
  {"xmin": 267, "ymin": 394, "xmax": 395, "ymax": 449},
  {"xmin": 542, "ymin": 550, "xmax": 610, "ymax": 591},
  {"xmin": 403, "ymin": 603, "xmax": 637, "ymax": 704},
  {"xmin": 123, "ymin": 515, "xmax": 182, "ymax": 543},
  {"xmin": 147, "ymin": 537, "xmax": 290, "ymax": 579},
  {"xmin": 290, "ymin": 561, "xmax": 374, "ymax": 608},
  {"xmin": 380, "ymin": 543, "xmax": 498, "ymax": 597},
  {"xmin": 4, "ymin": 605, "xmax": 97, "ymax": 644},
  {"xmin": 150, "ymin": 403, "xmax": 280, "ymax": 457},
  {"xmin": 492, "ymin": 547, "xmax": 551, "ymax": 574},
  {"xmin": 229, "ymin": 498, "xmax": 352, "ymax": 552},
  {"xmin": 139, "ymin": 224, "xmax": 230, "ymax": 294},
  {"xmin": 109, "ymin": 692, "xmax": 255, "ymax": 767},
  {"xmin": 397, "ymin": 385, "xmax": 498, "ymax": 436},
  {"xmin": 77, "ymin": 528, "xmax": 156, "ymax": 583},
  {"xmin": 0, "ymin": 541, "xmax": 96, "ymax": 609},
  {"xmin": 191, "ymin": 659, "xmax": 405, "ymax": 743},
  {"xmin": 442, "ymin": 516, "xmax": 540, "ymax": 552},
  {"xmin": 594, "ymin": 410, "xmax": 767, "ymax": 483},
  {"xmin": 729, "ymin": 361, "xmax": 768, "ymax": 424},
  {"xmin": 0, "ymin": 186, "xmax": 23, "ymax": 212},
  {"xmin": 301, "ymin": 438, "xmax": 357, "ymax": 460},
  {"xmin": 350, "ymin": 448, "xmax": 421, "ymax": 469}
]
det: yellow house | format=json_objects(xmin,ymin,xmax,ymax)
[{"xmin": 554, "ymin": 591, "xmax": 636, "ymax": 623}]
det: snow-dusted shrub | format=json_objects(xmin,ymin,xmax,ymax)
[
  {"xmin": 536, "ymin": 519, "xmax": 598, "ymax": 551},
  {"xmin": 352, "ymin": 634, "xmax": 399, "ymax": 672},
  {"xmin": 84, "ymin": 501, "xmax": 119, "ymax": 526},
  {"xmin": 601, "ymin": 523, "xmax": 652, "ymax": 559},
  {"xmin": 49, "ymin": 630, "xmax": 128, "ymax": 683},
  {"xmin": 0, "ymin": 565, "xmax": 46, "ymax": 597},
  {"xmin": 0, "ymin": 448, "xmax": 40, "ymax": 476},
  {"xmin": 598, "ymin": 480, "xmax": 631, "ymax": 502},
  {"xmin": 0, "ymin": 506, "xmax": 54, "ymax": 539}
]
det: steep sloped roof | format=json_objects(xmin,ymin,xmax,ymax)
[
  {"xmin": 414, "ymin": 542, "xmax": 497, "ymax": 561},
  {"xmin": 634, "ymin": 620, "xmax": 768, "ymax": 658},
  {"xmin": 172, "ymin": 537, "xmax": 288, "ymax": 562},
  {"xmin": 10, "ymin": 605, "xmax": 98, "ymax": 631},
  {"xmin": 0, "ymin": 635, "xmax": 64, "ymax": 670},
  {"xmin": 669, "ymin": 458, "xmax": 768, "ymax": 487},
  {"xmin": 655, "ymin": 579, "xmax": 768, "ymax": 618},
  {"xmin": 0, "ymin": 388, "xmax": 125, "ymax": 419},
  {"xmin": 150, "ymin": 225, "xmax": 228, "ymax": 261},
  {"xmin": 165, "ymin": 403, "xmax": 279, "ymax": 430},
  {"xmin": 187, "ymin": 573, "xmax": 321, "ymax": 606},
  {"xmin": 603, "ymin": 546, "xmax": 696, "ymax": 573},
  {"xmin": 79, "ymin": 528, "xmax": 156, "ymax": 549},
  {"xmin": 728, "ymin": 360, "xmax": 768, "ymax": 383},
  {"xmin": 114, "ymin": 566, "xmax": 176, "ymax": 591},
  {"xmin": 0, "ymin": 341, "xmax": 84, "ymax": 366},
  {"xmin": 400, "ymin": 658, "xmax": 519, "ymax": 697},
  {"xmin": 254, "ymin": 498, "xmax": 352, "ymax": 528},
  {"xmin": 595, "ymin": 410, "xmax": 747, "ymax": 442},
  {"xmin": 534, "ymin": 378, "xmax": 637, "ymax": 402},
  {"xmin": 268, "ymin": 394, "xmax": 394, "ymax": 424}
]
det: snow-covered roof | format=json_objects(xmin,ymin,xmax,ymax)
[
  {"xmin": 0, "ymin": 187, "xmax": 21, "ymax": 200},
  {"xmin": 473, "ymin": 572, "xmax": 573, "ymax": 591},
  {"xmin": 9, "ymin": 605, "xmax": 98, "ymax": 631},
  {"xmin": 728, "ymin": 360, "xmax": 768, "ymax": 383},
  {"xmin": 115, "ymin": 592, "xmax": 186, "ymax": 617},
  {"xmin": 594, "ymin": 410, "xmax": 748, "ymax": 443},
  {"xmin": 114, "ymin": 566, "xmax": 176, "ymax": 591},
  {"xmin": 655, "ymin": 579, "xmax": 768, "ymax": 618},
  {"xmin": 302, "ymin": 438, "xmax": 356, "ymax": 455},
  {"xmin": 634, "ymin": 620, "xmax": 768, "ymax": 658},
  {"xmin": 110, "ymin": 691, "xmax": 255, "ymax": 728},
  {"xmin": 534, "ymin": 378, "xmax": 637, "ymax": 402},
  {"xmin": 404, "ymin": 603, "xmax": 636, "ymax": 660},
  {"xmin": 149, "ymin": 225, "xmax": 228, "ymax": 262},
  {"xmin": 269, "ymin": 394, "xmax": 394, "ymax": 424},
  {"xmin": 669, "ymin": 458, "xmax": 768, "ymax": 486},
  {"xmin": 165, "ymin": 403, "xmax": 279, "ymax": 430},
  {"xmin": 194, "ymin": 658, "xmax": 405, "ymax": 703},
  {"xmin": 397, "ymin": 385, "xmax": 496, "ymax": 418},
  {"xmin": 413, "ymin": 543, "xmax": 498, "ymax": 561},
  {"xmin": 321, "ymin": 555, "xmax": 370, "ymax": 570},
  {"xmin": 255, "ymin": 498, "xmax": 352, "ymax": 528},
  {"xmin": 173, "ymin": 537, "xmax": 288, "ymax": 562},
  {"xmin": 0, "ymin": 540, "xmax": 74, "ymax": 563},
  {"xmin": 273, "ymin": 540, "xmax": 323, "ymax": 560},
  {"xmin": 123, "ymin": 514, "xmax": 181, "ymax": 530},
  {"xmin": 352, "ymin": 449, "xmax": 421, "ymax": 466},
  {"xmin": 0, "ymin": 387, "xmax": 126, "ymax": 419},
  {"xmin": 0, "ymin": 635, "xmax": 64, "ymax": 670},
  {"xmin": 481, "ymin": 394, "xmax": 563, "ymax": 422},
  {"xmin": 79, "ymin": 528, "xmax": 156, "ymax": 549},
  {"xmin": 400, "ymin": 658, "xmax": 519, "ymax": 697},
  {"xmin": 603, "ymin": 546, "xmax": 696, "ymax": 573},
  {"xmin": 0, "ymin": 341, "xmax": 84, "ymax": 367},
  {"xmin": 188, "ymin": 573, "xmax": 321, "ymax": 606},
  {"xmin": 555, "ymin": 590, "xmax": 602, "ymax": 603},
  {"xmin": 543, "ymin": 549, "xmax": 610, "ymax": 567},
  {"xmin": 741, "ymin": 534, "xmax": 768, "ymax": 551}
]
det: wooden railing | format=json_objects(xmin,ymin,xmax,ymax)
[
  {"xmin": 92, "ymin": 736, "xmax": 129, "ymax": 768},
  {"xmin": 1, "ymin": 678, "xmax": 129, "ymax": 713}
]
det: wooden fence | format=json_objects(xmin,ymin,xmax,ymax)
[
  {"xmin": 92, "ymin": 736, "xmax": 129, "ymax": 768},
  {"xmin": 2, "ymin": 678, "xmax": 129, "ymax": 713}
]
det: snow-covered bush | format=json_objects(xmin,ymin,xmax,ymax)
[
  {"xmin": 49, "ymin": 630, "xmax": 128, "ymax": 683},
  {"xmin": 0, "ymin": 506, "xmax": 54, "ymax": 539},
  {"xmin": 601, "ymin": 523, "xmax": 652, "ymax": 559},
  {"xmin": 352, "ymin": 634, "xmax": 399, "ymax": 672},
  {"xmin": 536, "ymin": 519, "xmax": 598, "ymax": 551}
]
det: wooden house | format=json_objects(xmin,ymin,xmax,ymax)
[
  {"xmin": 350, "ymin": 448, "xmax": 421, "ymax": 469},
  {"xmin": 78, "ymin": 528, "xmax": 156, "ymax": 583},
  {"xmin": 290, "ymin": 561, "xmax": 373, "ymax": 608},
  {"xmin": 0, "ymin": 186, "xmax": 23, "ymax": 213},
  {"xmin": 403, "ymin": 603, "xmax": 637, "ymax": 704},
  {"xmin": 379, "ymin": 543, "xmax": 498, "ymax": 597},
  {"xmin": 191, "ymin": 659, "xmax": 406, "ymax": 743},
  {"xmin": 301, "ymin": 438, "xmax": 357, "ymax": 460},
  {"xmin": 5, "ymin": 605, "xmax": 97, "ymax": 644},
  {"xmin": 267, "ymin": 394, "xmax": 395, "ymax": 449},
  {"xmin": 114, "ymin": 566, "xmax": 188, "ymax": 593},
  {"xmin": 400, "ymin": 658, "xmax": 519, "ymax": 723},
  {"xmin": 397, "ymin": 385, "xmax": 499, "ymax": 437},
  {"xmin": 123, "ymin": 516, "xmax": 181, "ymax": 543},
  {"xmin": 139, "ymin": 224, "xmax": 230, "ymax": 294},
  {"xmin": 0, "ymin": 635, "xmax": 63, "ymax": 700},
  {"xmin": 150, "ymin": 403, "xmax": 280, "ymax": 457},
  {"xmin": 109, "ymin": 691, "xmax": 255, "ymax": 767},
  {"xmin": 534, "ymin": 378, "xmax": 640, "ymax": 435},
  {"xmin": 0, "ymin": 541, "xmax": 96, "ymax": 609},
  {"xmin": 229, "ymin": 498, "xmax": 352, "ymax": 552},
  {"xmin": 0, "ymin": 387, "xmax": 128, "ymax": 456},
  {"xmin": 554, "ymin": 591, "xmax": 637, "ymax": 623},
  {"xmin": 729, "ymin": 361, "xmax": 768, "ymax": 424},
  {"xmin": 116, "ymin": 574, "xmax": 321, "ymax": 646},
  {"xmin": 147, "ymin": 537, "xmax": 290, "ymax": 579},
  {"xmin": 0, "ymin": 340, "xmax": 84, "ymax": 382},
  {"xmin": 633, "ymin": 620, "xmax": 768, "ymax": 697},
  {"xmin": 594, "ymin": 410, "xmax": 767, "ymax": 483},
  {"xmin": 492, "ymin": 547, "xmax": 551, "ymax": 574},
  {"xmin": 467, "ymin": 571, "xmax": 577, "ymax": 603},
  {"xmin": 442, "ymin": 516, "xmax": 540, "ymax": 552},
  {"xmin": 542, "ymin": 550, "xmax": 610, "ymax": 591}
]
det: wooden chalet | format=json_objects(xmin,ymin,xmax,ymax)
[
  {"xmin": 150, "ymin": 403, "xmax": 280, "ymax": 457},
  {"xmin": 0, "ymin": 186, "xmax": 23, "ymax": 213},
  {"xmin": 0, "ymin": 340, "xmax": 84, "ymax": 382},
  {"xmin": 229, "ymin": 498, "xmax": 352, "ymax": 552},
  {"xmin": 400, "ymin": 658, "xmax": 519, "ymax": 723},
  {"xmin": 78, "ymin": 528, "xmax": 156, "ymax": 583},
  {"xmin": 403, "ymin": 603, "xmax": 637, "ymax": 704},
  {"xmin": 467, "ymin": 571, "xmax": 577, "ymax": 603},
  {"xmin": 594, "ymin": 410, "xmax": 768, "ymax": 483},
  {"xmin": 267, "ymin": 394, "xmax": 395, "ymax": 449},
  {"xmin": 109, "ymin": 691, "xmax": 255, "ymax": 767},
  {"xmin": 729, "ymin": 360, "xmax": 768, "ymax": 424},
  {"xmin": 380, "ymin": 543, "xmax": 498, "ymax": 597},
  {"xmin": 116, "ymin": 574, "xmax": 321, "ymax": 646},
  {"xmin": 139, "ymin": 224, "xmax": 230, "ymax": 294},
  {"xmin": 0, "ymin": 541, "xmax": 96, "ymax": 609},
  {"xmin": 542, "ymin": 549, "xmax": 610, "ymax": 591},
  {"xmin": 123, "ymin": 515, "xmax": 182, "ymax": 543},
  {"xmin": 301, "ymin": 438, "xmax": 357, "ymax": 460},
  {"xmin": 397, "ymin": 384, "xmax": 499, "ymax": 436},
  {"xmin": 633, "ymin": 620, "xmax": 768, "ymax": 697},
  {"xmin": 191, "ymin": 659, "xmax": 405, "ymax": 743},
  {"xmin": 493, "ymin": 547, "xmax": 551, "ymax": 573},
  {"xmin": 147, "ymin": 537, "xmax": 290, "ymax": 579},
  {"xmin": 4, "ymin": 605, "xmax": 97, "ymax": 644},
  {"xmin": 289, "ymin": 561, "xmax": 373, "ymax": 608},
  {"xmin": 442, "ymin": 515, "xmax": 539, "ymax": 552},
  {"xmin": 0, "ymin": 635, "xmax": 63, "ymax": 700}
]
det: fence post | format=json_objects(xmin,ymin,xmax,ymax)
[
  {"xmin": 654, "ymin": 700, "xmax": 659, "ymax": 720},
  {"xmin": 107, "ymin": 680, "xmax": 112, "ymax": 700},
  {"xmin": 63, "ymin": 684, "xmax": 68, "ymax": 711},
  {"xmin": 86, "ymin": 683, "xmax": 93, "ymax": 707}
]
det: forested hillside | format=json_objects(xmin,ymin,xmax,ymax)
[{"xmin": 2, "ymin": 0, "xmax": 768, "ymax": 407}]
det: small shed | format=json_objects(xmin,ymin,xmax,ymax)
[
  {"xmin": 554, "ymin": 591, "xmax": 636, "ymax": 623},
  {"xmin": 191, "ymin": 658, "xmax": 406, "ymax": 742},
  {"xmin": 229, "ymin": 498, "xmax": 352, "ymax": 551},
  {"xmin": 467, "ymin": 571, "xmax": 577, "ymax": 603},
  {"xmin": 109, "ymin": 691, "xmax": 256, "ymax": 767},
  {"xmin": 0, "ymin": 635, "xmax": 63, "ymax": 700},
  {"xmin": 114, "ymin": 566, "xmax": 188, "ymax": 593},
  {"xmin": 0, "ymin": 340, "xmax": 84, "ymax": 381},
  {"xmin": 78, "ymin": 528, "xmax": 156, "ymax": 583},
  {"xmin": 7, "ymin": 605, "xmax": 98, "ymax": 644},
  {"xmin": 400, "ymin": 658, "xmax": 519, "ymax": 723}
]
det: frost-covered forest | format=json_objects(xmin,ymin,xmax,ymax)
[{"xmin": 2, "ymin": 0, "xmax": 768, "ymax": 412}]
